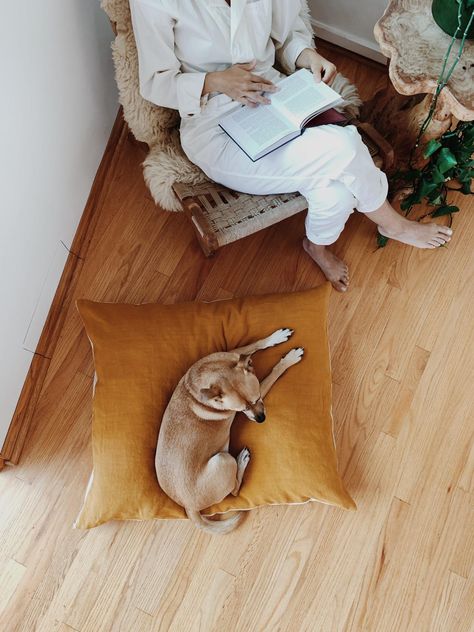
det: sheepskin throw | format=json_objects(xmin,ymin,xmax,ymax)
[{"xmin": 101, "ymin": 0, "xmax": 362, "ymax": 212}]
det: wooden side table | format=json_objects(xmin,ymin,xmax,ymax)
[{"xmin": 361, "ymin": 0, "xmax": 474, "ymax": 170}]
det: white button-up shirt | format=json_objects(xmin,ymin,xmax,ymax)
[{"xmin": 130, "ymin": 0, "xmax": 315, "ymax": 122}]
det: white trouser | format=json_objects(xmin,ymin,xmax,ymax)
[{"xmin": 181, "ymin": 121, "xmax": 389, "ymax": 246}]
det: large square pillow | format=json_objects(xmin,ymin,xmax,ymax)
[{"xmin": 74, "ymin": 283, "xmax": 355, "ymax": 529}]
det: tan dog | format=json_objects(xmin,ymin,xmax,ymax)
[{"xmin": 155, "ymin": 328, "xmax": 304, "ymax": 535}]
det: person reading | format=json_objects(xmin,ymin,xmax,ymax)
[{"xmin": 130, "ymin": 0, "xmax": 452, "ymax": 292}]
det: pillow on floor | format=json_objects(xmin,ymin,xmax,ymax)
[{"xmin": 74, "ymin": 283, "xmax": 355, "ymax": 529}]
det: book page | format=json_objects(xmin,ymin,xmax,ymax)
[
  {"xmin": 219, "ymin": 102, "xmax": 297, "ymax": 158},
  {"xmin": 270, "ymin": 69, "xmax": 343, "ymax": 126}
]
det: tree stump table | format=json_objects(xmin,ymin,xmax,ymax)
[{"xmin": 361, "ymin": 0, "xmax": 474, "ymax": 171}]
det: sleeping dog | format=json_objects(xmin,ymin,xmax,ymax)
[{"xmin": 155, "ymin": 328, "xmax": 303, "ymax": 534}]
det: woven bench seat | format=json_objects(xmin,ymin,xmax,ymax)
[{"xmin": 173, "ymin": 122, "xmax": 392, "ymax": 256}]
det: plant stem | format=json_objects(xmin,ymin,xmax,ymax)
[{"xmin": 408, "ymin": 3, "xmax": 474, "ymax": 167}]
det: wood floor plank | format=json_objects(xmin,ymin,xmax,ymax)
[
  {"xmin": 452, "ymin": 577, "xmax": 474, "ymax": 632},
  {"xmin": 395, "ymin": 283, "xmax": 474, "ymax": 505},
  {"xmin": 356, "ymin": 486, "xmax": 470, "ymax": 632},
  {"xmin": 274, "ymin": 432, "xmax": 399, "ymax": 632},
  {"xmin": 431, "ymin": 571, "xmax": 467, "ymax": 632},
  {"xmin": 0, "ymin": 557, "xmax": 26, "ymax": 616},
  {"xmin": 73, "ymin": 523, "xmax": 154, "ymax": 632}
]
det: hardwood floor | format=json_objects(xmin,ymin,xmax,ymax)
[{"xmin": 1, "ymin": 47, "xmax": 473, "ymax": 631}]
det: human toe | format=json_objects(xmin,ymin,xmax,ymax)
[
  {"xmin": 437, "ymin": 225, "xmax": 453, "ymax": 237},
  {"xmin": 333, "ymin": 279, "xmax": 349, "ymax": 292},
  {"xmin": 431, "ymin": 236, "xmax": 448, "ymax": 246},
  {"xmin": 336, "ymin": 272, "xmax": 350, "ymax": 290}
]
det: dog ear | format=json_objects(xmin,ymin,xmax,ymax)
[
  {"xmin": 236, "ymin": 354, "xmax": 253, "ymax": 369},
  {"xmin": 200, "ymin": 383, "xmax": 223, "ymax": 401}
]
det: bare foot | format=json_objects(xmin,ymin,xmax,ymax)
[
  {"xmin": 303, "ymin": 238, "xmax": 349, "ymax": 292},
  {"xmin": 378, "ymin": 219, "xmax": 453, "ymax": 249}
]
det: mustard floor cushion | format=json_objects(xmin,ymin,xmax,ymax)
[{"xmin": 74, "ymin": 283, "xmax": 356, "ymax": 529}]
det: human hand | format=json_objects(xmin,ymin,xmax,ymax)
[
  {"xmin": 295, "ymin": 48, "xmax": 337, "ymax": 85},
  {"xmin": 204, "ymin": 60, "xmax": 280, "ymax": 107}
]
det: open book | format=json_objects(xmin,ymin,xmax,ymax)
[{"xmin": 218, "ymin": 68, "xmax": 345, "ymax": 161}]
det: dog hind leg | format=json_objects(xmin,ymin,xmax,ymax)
[
  {"xmin": 231, "ymin": 447, "xmax": 251, "ymax": 496},
  {"xmin": 196, "ymin": 452, "xmax": 239, "ymax": 508}
]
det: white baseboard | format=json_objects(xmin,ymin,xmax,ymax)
[{"xmin": 310, "ymin": 17, "xmax": 387, "ymax": 64}]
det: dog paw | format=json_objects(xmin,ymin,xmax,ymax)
[
  {"xmin": 237, "ymin": 447, "xmax": 251, "ymax": 470},
  {"xmin": 282, "ymin": 347, "xmax": 304, "ymax": 366},
  {"xmin": 268, "ymin": 328, "xmax": 294, "ymax": 346}
]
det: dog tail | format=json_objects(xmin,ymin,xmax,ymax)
[{"xmin": 185, "ymin": 508, "xmax": 243, "ymax": 535}]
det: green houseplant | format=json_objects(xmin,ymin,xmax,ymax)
[
  {"xmin": 432, "ymin": 0, "xmax": 474, "ymax": 38},
  {"xmin": 378, "ymin": 0, "xmax": 474, "ymax": 247}
]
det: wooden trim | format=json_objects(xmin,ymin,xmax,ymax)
[{"xmin": 1, "ymin": 108, "xmax": 127, "ymax": 466}]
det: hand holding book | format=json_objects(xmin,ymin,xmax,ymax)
[
  {"xmin": 219, "ymin": 69, "xmax": 346, "ymax": 161},
  {"xmin": 295, "ymin": 48, "xmax": 338, "ymax": 86}
]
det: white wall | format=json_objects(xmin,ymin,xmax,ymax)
[
  {"xmin": 309, "ymin": 0, "xmax": 388, "ymax": 63},
  {"xmin": 0, "ymin": 1, "xmax": 118, "ymax": 449}
]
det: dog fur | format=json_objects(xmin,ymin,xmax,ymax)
[{"xmin": 155, "ymin": 328, "xmax": 304, "ymax": 534}]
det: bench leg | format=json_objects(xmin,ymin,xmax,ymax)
[
  {"xmin": 183, "ymin": 201, "xmax": 219, "ymax": 257},
  {"xmin": 198, "ymin": 236, "xmax": 217, "ymax": 258}
]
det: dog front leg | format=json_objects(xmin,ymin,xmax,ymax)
[
  {"xmin": 230, "ymin": 328, "xmax": 294, "ymax": 356},
  {"xmin": 260, "ymin": 347, "xmax": 304, "ymax": 398}
]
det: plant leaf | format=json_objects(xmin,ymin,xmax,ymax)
[
  {"xmin": 423, "ymin": 139, "xmax": 442, "ymax": 158},
  {"xmin": 418, "ymin": 179, "xmax": 439, "ymax": 198},
  {"xmin": 463, "ymin": 125, "xmax": 474, "ymax": 143},
  {"xmin": 428, "ymin": 193, "xmax": 444, "ymax": 205},
  {"xmin": 430, "ymin": 165, "xmax": 446, "ymax": 184},
  {"xmin": 377, "ymin": 231, "xmax": 389, "ymax": 248},
  {"xmin": 437, "ymin": 148, "xmax": 458, "ymax": 174},
  {"xmin": 431, "ymin": 205, "xmax": 460, "ymax": 218}
]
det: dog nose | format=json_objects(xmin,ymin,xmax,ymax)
[{"xmin": 255, "ymin": 412, "xmax": 266, "ymax": 423}]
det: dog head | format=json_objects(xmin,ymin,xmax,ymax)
[{"xmin": 198, "ymin": 354, "xmax": 266, "ymax": 422}]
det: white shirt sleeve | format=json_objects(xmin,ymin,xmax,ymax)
[
  {"xmin": 271, "ymin": 0, "xmax": 315, "ymax": 75},
  {"xmin": 129, "ymin": 0, "xmax": 208, "ymax": 119}
]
